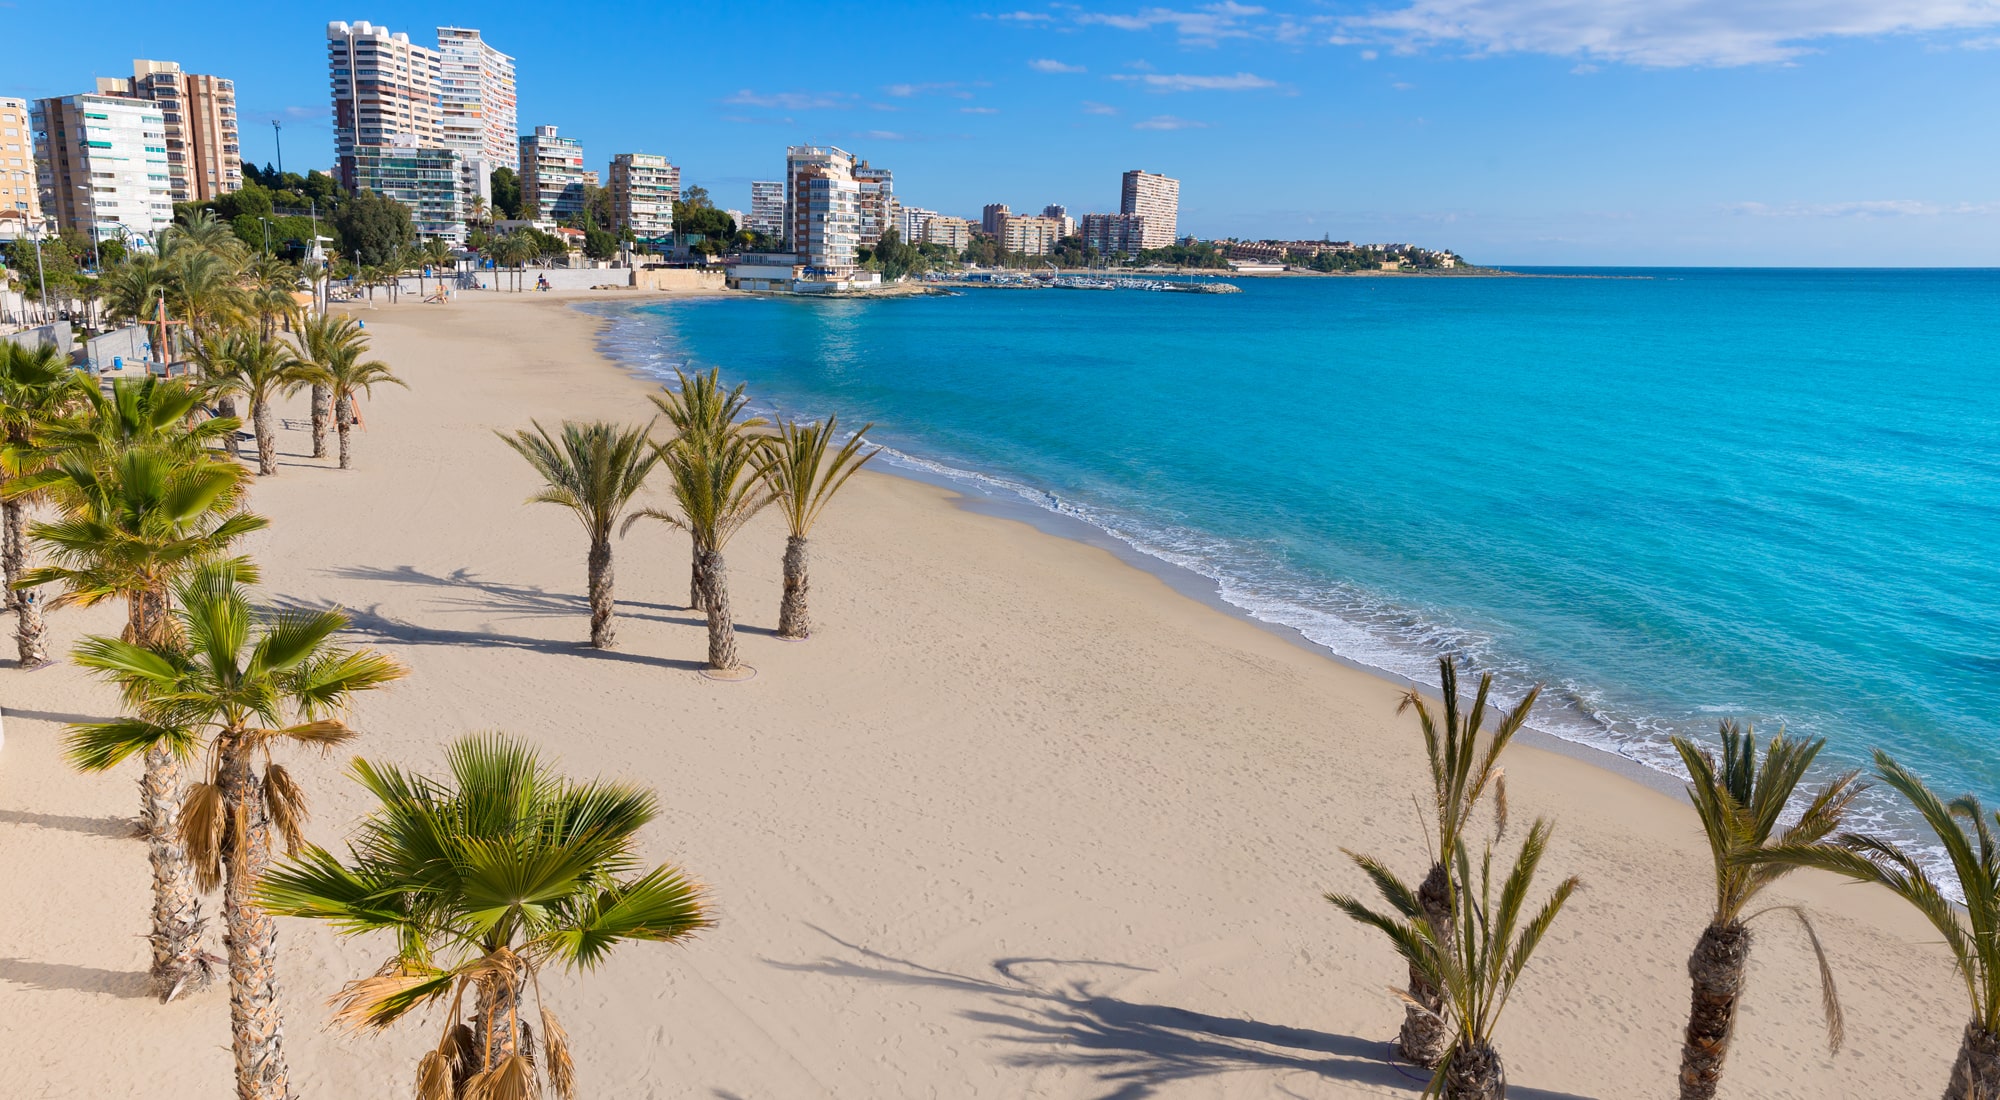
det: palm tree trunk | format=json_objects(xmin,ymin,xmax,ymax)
[
  {"xmin": 699, "ymin": 549, "xmax": 738, "ymax": 670},
  {"xmin": 1443, "ymin": 1041, "xmax": 1504, "ymax": 1100},
  {"xmin": 1399, "ymin": 861, "xmax": 1452, "ymax": 1068},
  {"xmin": 1679, "ymin": 920, "xmax": 1750, "ymax": 1100},
  {"xmin": 14, "ymin": 585, "xmax": 47, "ymax": 667},
  {"xmin": 336, "ymin": 395, "xmax": 354, "ymax": 470},
  {"xmin": 252, "ymin": 398, "xmax": 278, "ymax": 476},
  {"xmin": 309, "ymin": 384, "xmax": 331, "ymax": 458},
  {"xmin": 219, "ymin": 734, "xmax": 291, "ymax": 1100},
  {"xmin": 1947, "ymin": 1020, "xmax": 2000, "ymax": 1100},
  {"xmin": 688, "ymin": 550, "xmax": 707, "ymax": 612},
  {"xmin": 778, "ymin": 535, "xmax": 810, "ymax": 639},
  {"xmin": 143, "ymin": 741, "xmax": 210, "ymax": 1001},
  {"xmin": 587, "ymin": 536, "xmax": 615, "ymax": 649},
  {"xmin": 2, "ymin": 496, "xmax": 23, "ymax": 612},
  {"xmin": 471, "ymin": 964, "xmax": 529, "ymax": 1073}
]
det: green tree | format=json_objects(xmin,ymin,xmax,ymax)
[
  {"xmin": 0, "ymin": 341, "xmax": 89, "ymax": 663},
  {"xmin": 195, "ymin": 330, "xmax": 326, "ymax": 476},
  {"xmin": 500, "ymin": 421, "xmax": 656, "ymax": 650},
  {"xmin": 293, "ymin": 312, "xmax": 355, "ymax": 458},
  {"xmin": 325, "ymin": 334, "xmax": 404, "ymax": 470},
  {"xmin": 757, "ymin": 416, "xmax": 877, "ymax": 639},
  {"xmin": 634, "ymin": 428, "xmax": 771, "ymax": 673},
  {"xmin": 643, "ymin": 369, "xmax": 766, "ymax": 609},
  {"xmin": 583, "ymin": 225, "xmax": 618, "ymax": 260},
  {"xmin": 334, "ymin": 190, "xmax": 416, "ymax": 266},
  {"xmin": 67, "ymin": 565, "xmax": 406, "ymax": 1100},
  {"xmin": 258, "ymin": 732, "xmax": 712, "ymax": 1100},
  {"xmin": 489, "ymin": 166, "xmax": 523, "ymax": 220}
]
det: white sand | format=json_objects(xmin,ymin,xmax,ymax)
[{"xmin": 0, "ymin": 290, "xmax": 1964, "ymax": 1098}]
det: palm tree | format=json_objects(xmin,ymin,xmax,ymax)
[
  {"xmin": 293, "ymin": 312, "xmax": 361, "ymax": 459},
  {"xmin": 1753, "ymin": 753, "xmax": 2000, "ymax": 1099},
  {"xmin": 0, "ymin": 342, "xmax": 88, "ymax": 663},
  {"xmin": 757, "ymin": 415, "xmax": 877, "ymax": 639},
  {"xmin": 648, "ymin": 369, "xmax": 765, "ymax": 610},
  {"xmin": 100, "ymin": 253, "xmax": 175, "ymax": 328},
  {"xmin": 1380, "ymin": 657, "xmax": 1540, "ymax": 1067},
  {"xmin": 326, "ymin": 339, "xmax": 404, "ymax": 471},
  {"xmin": 629, "ymin": 429, "xmax": 771, "ymax": 673},
  {"xmin": 499, "ymin": 421, "xmax": 656, "ymax": 648},
  {"xmin": 20, "ymin": 447, "xmax": 264, "ymax": 1001},
  {"xmin": 36, "ymin": 375, "xmax": 240, "ymax": 464},
  {"xmin": 1329, "ymin": 820, "xmax": 1580, "ymax": 1100},
  {"xmin": 66, "ymin": 564, "xmax": 406, "ymax": 1097},
  {"xmin": 200, "ymin": 329, "xmax": 327, "ymax": 475},
  {"xmin": 258, "ymin": 732, "xmax": 712, "ymax": 1100},
  {"xmin": 164, "ymin": 245, "xmax": 250, "ymax": 343},
  {"xmin": 1672, "ymin": 723, "xmax": 1860, "ymax": 1099}
]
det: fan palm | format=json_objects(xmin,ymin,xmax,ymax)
[
  {"xmin": 628, "ymin": 429, "xmax": 771, "ymax": 672},
  {"xmin": 756, "ymin": 415, "xmax": 877, "ymax": 639},
  {"xmin": 648, "ymin": 369, "xmax": 766, "ymax": 610},
  {"xmin": 0, "ymin": 341, "xmax": 88, "ymax": 662},
  {"xmin": 66, "ymin": 564, "xmax": 406, "ymax": 1098},
  {"xmin": 198, "ymin": 329, "xmax": 327, "ymax": 475},
  {"xmin": 101, "ymin": 253, "xmax": 175, "ymax": 328},
  {"xmin": 165, "ymin": 246, "xmax": 250, "ymax": 342},
  {"xmin": 165, "ymin": 208, "xmax": 248, "ymax": 258},
  {"xmin": 19, "ymin": 447, "xmax": 264, "ymax": 1001},
  {"xmin": 292, "ymin": 313, "xmax": 362, "ymax": 459},
  {"xmin": 258, "ymin": 732, "xmax": 713, "ymax": 1100},
  {"xmin": 1751, "ymin": 752, "xmax": 2000, "ymax": 1099},
  {"xmin": 34, "ymin": 375, "xmax": 240, "ymax": 465},
  {"xmin": 1384, "ymin": 656, "xmax": 1539, "ymax": 1067},
  {"xmin": 1672, "ymin": 723, "xmax": 1861, "ymax": 1099},
  {"xmin": 1328, "ymin": 820, "xmax": 1580, "ymax": 1100},
  {"xmin": 325, "ymin": 339, "xmax": 404, "ymax": 471},
  {"xmin": 499, "ymin": 421, "xmax": 656, "ymax": 649}
]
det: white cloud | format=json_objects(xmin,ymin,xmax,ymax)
[
  {"xmin": 992, "ymin": 9, "xmax": 1055, "ymax": 20},
  {"xmin": 722, "ymin": 89, "xmax": 850, "ymax": 110},
  {"xmin": 1342, "ymin": 0, "xmax": 2000, "ymax": 67},
  {"xmin": 961, "ymin": 106, "xmax": 1002, "ymax": 114},
  {"xmin": 1082, "ymin": 100, "xmax": 1121, "ymax": 114},
  {"xmin": 884, "ymin": 81, "xmax": 977, "ymax": 99},
  {"xmin": 1111, "ymin": 71, "xmax": 1278, "ymax": 91},
  {"xmin": 1134, "ymin": 114, "xmax": 1212, "ymax": 129},
  {"xmin": 1077, "ymin": 3, "xmax": 1278, "ymax": 44},
  {"xmin": 1029, "ymin": 58, "xmax": 1088, "ymax": 72},
  {"xmin": 1727, "ymin": 199, "xmax": 1999, "ymax": 217}
]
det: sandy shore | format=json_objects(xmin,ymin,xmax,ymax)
[{"xmin": 0, "ymin": 288, "xmax": 1963, "ymax": 1098}]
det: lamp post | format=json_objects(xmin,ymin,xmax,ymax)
[
  {"xmin": 258, "ymin": 216, "xmax": 271, "ymax": 257},
  {"xmin": 272, "ymin": 119, "xmax": 283, "ymax": 178},
  {"xmin": 27, "ymin": 220, "xmax": 48, "ymax": 326}
]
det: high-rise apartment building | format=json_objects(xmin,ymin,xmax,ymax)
[
  {"xmin": 0, "ymin": 98, "xmax": 42, "ymax": 239},
  {"xmin": 854, "ymin": 160, "xmax": 893, "ymax": 247},
  {"xmin": 747, "ymin": 180, "xmax": 784, "ymax": 238},
  {"xmin": 351, "ymin": 145, "xmax": 462, "ymax": 242},
  {"xmin": 922, "ymin": 215, "xmax": 971, "ymax": 251},
  {"xmin": 1119, "ymin": 169, "xmax": 1178, "ymax": 249},
  {"xmin": 999, "ymin": 213, "xmax": 1064, "ymax": 256},
  {"xmin": 898, "ymin": 205, "xmax": 936, "ymax": 243},
  {"xmin": 31, "ymin": 94, "xmax": 174, "ymax": 243},
  {"xmin": 981, "ymin": 203, "xmax": 1009, "ymax": 236},
  {"xmin": 1042, "ymin": 203, "xmax": 1077, "ymax": 239},
  {"xmin": 1082, "ymin": 212, "xmax": 1147, "ymax": 256},
  {"xmin": 435, "ymin": 27, "xmax": 516, "ymax": 175},
  {"xmin": 96, "ymin": 61, "xmax": 240, "ymax": 204},
  {"xmin": 327, "ymin": 21, "xmax": 442, "ymax": 190},
  {"xmin": 785, "ymin": 145, "xmax": 860, "ymax": 274},
  {"xmin": 518, "ymin": 125, "xmax": 585, "ymax": 223},
  {"xmin": 608, "ymin": 153, "xmax": 678, "ymax": 242}
]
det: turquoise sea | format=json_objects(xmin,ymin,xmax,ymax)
[{"xmin": 587, "ymin": 270, "xmax": 2000, "ymax": 842}]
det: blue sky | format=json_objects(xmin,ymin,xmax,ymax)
[{"xmin": 5, "ymin": 1, "xmax": 1998, "ymax": 265}]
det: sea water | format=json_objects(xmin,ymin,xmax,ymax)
[{"xmin": 586, "ymin": 270, "xmax": 2000, "ymax": 844}]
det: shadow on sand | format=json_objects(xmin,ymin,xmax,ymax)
[
  {"xmin": 0, "ymin": 957, "xmax": 153, "ymax": 999},
  {"xmin": 0, "ymin": 809, "xmax": 138, "ymax": 839},
  {"xmin": 768, "ymin": 927, "xmax": 1597, "ymax": 1100},
  {"xmin": 318, "ymin": 563, "xmax": 781, "ymax": 637}
]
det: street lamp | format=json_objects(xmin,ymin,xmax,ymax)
[
  {"xmin": 258, "ymin": 216, "xmax": 272, "ymax": 257},
  {"xmin": 26, "ymin": 220, "xmax": 48, "ymax": 326}
]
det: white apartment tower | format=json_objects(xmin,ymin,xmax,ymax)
[
  {"xmin": 519, "ymin": 125, "xmax": 585, "ymax": 223},
  {"xmin": 436, "ymin": 27, "xmax": 517, "ymax": 174},
  {"xmin": 854, "ymin": 160, "xmax": 893, "ymax": 247},
  {"xmin": 609, "ymin": 152, "xmax": 678, "ymax": 242},
  {"xmin": 30, "ymin": 93, "xmax": 173, "ymax": 243},
  {"xmin": 785, "ymin": 145, "xmax": 861, "ymax": 274},
  {"xmin": 747, "ymin": 180, "xmax": 784, "ymax": 238},
  {"xmin": 97, "ymin": 61, "xmax": 241, "ymax": 204},
  {"xmin": 0, "ymin": 98, "xmax": 42, "ymax": 239},
  {"xmin": 1119, "ymin": 169, "xmax": 1179, "ymax": 249},
  {"xmin": 327, "ymin": 21, "xmax": 442, "ymax": 191}
]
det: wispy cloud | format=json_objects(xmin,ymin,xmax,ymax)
[
  {"xmin": 1071, "ymin": 3, "xmax": 1326, "ymax": 45},
  {"xmin": 990, "ymin": 9, "xmax": 1055, "ymax": 20},
  {"xmin": 722, "ymin": 89, "xmax": 851, "ymax": 110},
  {"xmin": 1082, "ymin": 100, "xmax": 1121, "ymax": 115},
  {"xmin": 856, "ymin": 129, "xmax": 911, "ymax": 141},
  {"xmin": 1726, "ymin": 199, "xmax": 2000, "ymax": 217},
  {"xmin": 1339, "ymin": 0, "xmax": 2000, "ymax": 67},
  {"xmin": 961, "ymin": 106, "xmax": 1002, "ymax": 114},
  {"xmin": 1111, "ymin": 71, "xmax": 1277, "ymax": 92},
  {"xmin": 884, "ymin": 81, "xmax": 977, "ymax": 99},
  {"xmin": 1029, "ymin": 58, "xmax": 1087, "ymax": 72},
  {"xmin": 1134, "ymin": 114, "xmax": 1212, "ymax": 130}
]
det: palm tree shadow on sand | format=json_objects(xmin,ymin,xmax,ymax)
[
  {"xmin": 320, "ymin": 563, "xmax": 781, "ymax": 636},
  {"xmin": 768, "ymin": 927, "xmax": 1594, "ymax": 1100},
  {"xmin": 265, "ymin": 592, "xmax": 712, "ymax": 673}
]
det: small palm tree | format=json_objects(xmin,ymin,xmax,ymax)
[
  {"xmin": 629, "ymin": 430, "xmax": 772, "ymax": 673},
  {"xmin": 649, "ymin": 369, "xmax": 766, "ymax": 610},
  {"xmin": 1672, "ymin": 722, "xmax": 1860, "ymax": 1100},
  {"xmin": 35, "ymin": 375, "xmax": 240, "ymax": 464},
  {"xmin": 293, "ymin": 312, "xmax": 361, "ymax": 459},
  {"xmin": 326, "ymin": 339, "xmax": 404, "ymax": 470},
  {"xmin": 199, "ymin": 329, "xmax": 327, "ymax": 475},
  {"xmin": 757, "ymin": 415, "xmax": 878, "ymax": 639},
  {"xmin": 499, "ymin": 421, "xmax": 656, "ymax": 649},
  {"xmin": 258, "ymin": 732, "xmax": 713, "ymax": 1100},
  {"xmin": 67, "ymin": 564, "xmax": 406, "ymax": 1097},
  {"xmin": 1753, "ymin": 752, "xmax": 2000, "ymax": 1099},
  {"xmin": 1329, "ymin": 820, "xmax": 1580, "ymax": 1100},
  {"xmin": 1387, "ymin": 657, "xmax": 1539, "ymax": 1067},
  {"xmin": 0, "ymin": 341, "xmax": 88, "ymax": 646}
]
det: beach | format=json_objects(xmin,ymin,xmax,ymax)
[{"xmin": 0, "ymin": 288, "xmax": 1964, "ymax": 1098}]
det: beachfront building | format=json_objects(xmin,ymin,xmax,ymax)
[
  {"xmin": 981, "ymin": 202, "xmax": 1009, "ymax": 236},
  {"xmin": 785, "ymin": 144, "xmax": 860, "ymax": 275},
  {"xmin": 30, "ymin": 93, "xmax": 173, "ymax": 245},
  {"xmin": 1120, "ymin": 169, "xmax": 1178, "ymax": 249},
  {"xmin": 923, "ymin": 215, "xmax": 971, "ymax": 251},
  {"xmin": 898, "ymin": 205, "xmax": 936, "ymax": 243},
  {"xmin": 0, "ymin": 98, "xmax": 42, "ymax": 240},
  {"xmin": 999, "ymin": 212, "xmax": 1064, "ymax": 256},
  {"xmin": 436, "ymin": 27, "xmax": 517, "ymax": 175},
  {"xmin": 1081, "ymin": 212, "xmax": 1147, "ymax": 257},
  {"xmin": 351, "ymin": 144, "xmax": 463, "ymax": 243},
  {"xmin": 1042, "ymin": 203, "xmax": 1077, "ymax": 239},
  {"xmin": 96, "ymin": 61, "xmax": 240, "ymax": 204},
  {"xmin": 855, "ymin": 160, "xmax": 893, "ymax": 247},
  {"xmin": 519, "ymin": 124, "xmax": 586, "ymax": 223},
  {"xmin": 747, "ymin": 179, "xmax": 783, "ymax": 237},
  {"xmin": 608, "ymin": 152, "xmax": 678, "ymax": 244},
  {"xmin": 327, "ymin": 21, "xmax": 442, "ymax": 191}
]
